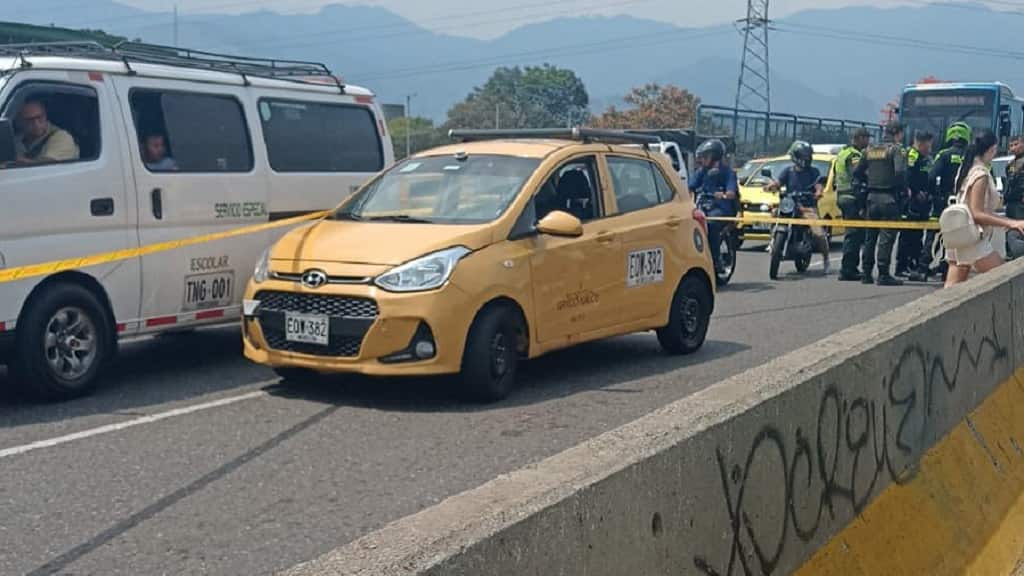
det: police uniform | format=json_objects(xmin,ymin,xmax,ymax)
[
  {"xmin": 854, "ymin": 141, "xmax": 907, "ymax": 284},
  {"xmin": 912, "ymin": 143, "xmax": 966, "ymax": 278},
  {"xmin": 835, "ymin": 144, "xmax": 865, "ymax": 279},
  {"xmin": 896, "ymin": 146, "xmax": 932, "ymax": 273},
  {"xmin": 1005, "ymin": 153, "xmax": 1024, "ymax": 259}
]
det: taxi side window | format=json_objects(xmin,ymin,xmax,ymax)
[
  {"xmin": 535, "ymin": 156, "xmax": 602, "ymax": 223},
  {"xmin": 608, "ymin": 156, "xmax": 670, "ymax": 214}
]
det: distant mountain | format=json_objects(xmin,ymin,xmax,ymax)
[
  {"xmin": 2, "ymin": 1, "xmax": 1022, "ymax": 123},
  {"xmin": 0, "ymin": 21, "xmax": 125, "ymax": 45}
]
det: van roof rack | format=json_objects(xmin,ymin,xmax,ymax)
[
  {"xmin": 0, "ymin": 41, "xmax": 343, "ymax": 92},
  {"xmin": 448, "ymin": 127, "xmax": 662, "ymax": 146}
]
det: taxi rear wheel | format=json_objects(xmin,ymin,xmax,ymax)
[
  {"xmin": 657, "ymin": 276, "xmax": 712, "ymax": 355},
  {"xmin": 460, "ymin": 305, "xmax": 519, "ymax": 403}
]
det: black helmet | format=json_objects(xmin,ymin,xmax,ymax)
[
  {"xmin": 788, "ymin": 140, "xmax": 813, "ymax": 169},
  {"xmin": 696, "ymin": 139, "xmax": 726, "ymax": 163}
]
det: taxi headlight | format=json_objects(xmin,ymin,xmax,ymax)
[
  {"xmin": 253, "ymin": 248, "xmax": 271, "ymax": 284},
  {"xmin": 375, "ymin": 246, "xmax": 471, "ymax": 293}
]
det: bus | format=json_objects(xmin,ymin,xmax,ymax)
[{"xmin": 899, "ymin": 82, "xmax": 1024, "ymax": 152}]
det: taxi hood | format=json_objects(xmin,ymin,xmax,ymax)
[{"xmin": 270, "ymin": 219, "xmax": 496, "ymax": 266}]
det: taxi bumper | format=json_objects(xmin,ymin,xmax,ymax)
[{"xmin": 242, "ymin": 279, "xmax": 477, "ymax": 376}]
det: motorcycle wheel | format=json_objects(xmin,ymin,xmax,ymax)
[
  {"xmin": 716, "ymin": 233, "xmax": 737, "ymax": 287},
  {"xmin": 795, "ymin": 253, "xmax": 812, "ymax": 273},
  {"xmin": 769, "ymin": 230, "xmax": 785, "ymax": 280}
]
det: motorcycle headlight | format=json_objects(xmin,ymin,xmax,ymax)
[
  {"xmin": 375, "ymin": 246, "xmax": 471, "ymax": 293},
  {"xmin": 780, "ymin": 197, "xmax": 796, "ymax": 213},
  {"xmin": 253, "ymin": 248, "xmax": 270, "ymax": 284},
  {"xmin": 760, "ymin": 203, "xmax": 771, "ymax": 212}
]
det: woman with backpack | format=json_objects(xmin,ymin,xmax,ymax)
[{"xmin": 943, "ymin": 130, "xmax": 1024, "ymax": 287}]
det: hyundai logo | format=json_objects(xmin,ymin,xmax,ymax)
[{"xmin": 300, "ymin": 269, "xmax": 328, "ymax": 289}]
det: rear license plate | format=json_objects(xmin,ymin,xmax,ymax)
[{"xmin": 285, "ymin": 313, "xmax": 330, "ymax": 346}]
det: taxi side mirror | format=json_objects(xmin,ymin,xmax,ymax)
[
  {"xmin": 760, "ymin": 168, "xmax": 772, "ymax": 178},
  {"xmin": 0, "ymin": 119, "xmax": 16, "ymax": 164},
  {"xmin": 536, "ymin": 210, "xmax": 583, "ymax": 238}
]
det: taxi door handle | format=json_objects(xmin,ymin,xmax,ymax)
[
  {"xmin": 596, "ymin": 232, "xmax": 616, "ymax": 244},
  {"xmin": 665, "ymin": 217, "xmax": 683, "ymax": 228}
]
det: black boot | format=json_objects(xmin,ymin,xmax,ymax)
[
  {"xmin": 907, "ymin": 270, "xmax": 928, "ymax": 282},
  {"xmin": 861, "ymin": 272, "xmax": 875, "ymax": 285},
  {"xmin": 877, "ymin": 275, "xmax": 904, "ymax": 287},
  {"xmin": 838, "ymin": 270, "xmax": 863, "ymax": 282}
]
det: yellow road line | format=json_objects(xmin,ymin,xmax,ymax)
[{"xmin": 0, "ymin": 211, "xmax": 329, "ymax": 285}]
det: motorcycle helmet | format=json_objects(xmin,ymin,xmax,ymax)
[
  {"xmin": 696, "ymin": 139, "xmax": 726, "ymax": 163},
  {"xmin": 788, "ymin": 140, "xmax": 813, "ymax": 169},
  {"xmin": 945, "ymin": 121, "xmax": 972, "ymax": 146}
]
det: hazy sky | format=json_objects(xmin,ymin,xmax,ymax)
[{"xmin": 110, "ymin": 0, "xmax": 922, "ymax": 38}]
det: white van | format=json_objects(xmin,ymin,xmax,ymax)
[{"xmin": 0, "ymin": 42, "xmax": 394, "ymax": 399}]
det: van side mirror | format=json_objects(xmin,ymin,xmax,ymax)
[
  {"xmin": 0, "ymin": 119, "xmax": 16, "ymax": 165},
  {"xmin": 536, "ymin": 211, "xmax": 583, "ymax": 237}
]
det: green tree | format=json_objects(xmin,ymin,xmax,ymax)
[
  {"xmin": 592, "ymin": 84, "xmax": 700, "ymax": 129},
  {"xmin": 388, "ymin": 116, "xmax": 447, "ymax": 159},
  {"xmin": 445, "ymin": 64, "xmax": 590, "ymax": 130}
]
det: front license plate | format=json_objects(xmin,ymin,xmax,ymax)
[
  {"xmin": 627, "ymin": 248, "xmax": 665, "ymax": 288},
  {"xmin": 184, "ymin": 272, "xmax": 234, "ymax": 311},
  {"xmin": 285, "ymin": 313, "xmax": 330, "ymax": 346}
]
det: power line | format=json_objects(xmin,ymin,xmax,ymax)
[{"xmin": 353, "ymin": 28, "xmax": 730, "ymax": 82}]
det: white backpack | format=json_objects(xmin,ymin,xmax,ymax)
[{"xmin": 939, "ymin": 165, "xmax": 983, "ymax": 250}]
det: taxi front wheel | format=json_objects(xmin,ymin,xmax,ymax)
[
  {"xmin": 657, "ymin": 276, "xmax": 712, "ymax": 355},
  {"xmin": 460, "ymin": 305, "xmax": 520, "ymax": 403}
]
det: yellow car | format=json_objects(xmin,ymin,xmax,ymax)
[
  {"xmin": 241, "ymin": 128, "xmax": 715, "ymax": 402},
  {"xmin": 737, "ymin": 152, "xmax": 845, "ymax": 243}
]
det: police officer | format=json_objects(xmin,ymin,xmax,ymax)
[
  {"xmin": 1005, "ymin": 135, "xmax": 1024, "ymax": 259},
  {"xmin": 836, "ymin": 128, "xmax": 871, "ymax": 281},
  {"xmin": 910, "ymin": 122, "xmax": 971, "ymax": 282},
  {"xmin": 895, "ymin": 130, "xmax": 934, "ymax": 276},
  {"xmin": 853, "ymin": 121, "xmax": 906, "ymax": 286},
  {"xmin": 689, "ymin": 139, "xmax": 738, "ymax": 273}
]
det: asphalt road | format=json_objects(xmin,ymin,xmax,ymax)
[{"xmin": 0, "ymin": 245, "xmax": 938, "ymax": 576}]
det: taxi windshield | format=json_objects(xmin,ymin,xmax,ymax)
[
  {"xmin": 744, "ymin": 158, "xmax": 831, "ymax": 186},
  {"xmin": 337, "ymin": 154, "xmax": 540, "ymax": 224}
]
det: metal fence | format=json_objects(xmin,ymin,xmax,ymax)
[{"xmin": 697, "ymin": 104, "xmax": 884, "ymax": 161}]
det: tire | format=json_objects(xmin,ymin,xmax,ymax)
[
  {"xmin": 716, "ymin": 233, "xmax": 737, "ymax": 287},
  {"xmin": 769, "ymin": 231, "xmax": 785, "ymax": 280},
  {"xmin": 657, "ymin": 275, "xmax": 712, "ymax": 355},
  {"xmin": 795, "ymin": 253, "xmax": 812, "ymax": 273},
  {"xmin": 459, "ymin": 305, "xmax": 519, "ymax": 403},
  {"xmin": 11, "ymin": 283, "xmax": 112, "ymax": 401}
]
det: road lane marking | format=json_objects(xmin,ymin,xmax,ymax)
[{"xmin": 0, "ymin": 386, "xmax": 274, "ymax": 461}]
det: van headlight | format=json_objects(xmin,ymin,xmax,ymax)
[
  {"xmin": 375, "ymin": 247, "xmax": 471, "ymax": 292},
  {"xmin": 253, "ymin": 248, "xmax": 271, "ymax": 284}
]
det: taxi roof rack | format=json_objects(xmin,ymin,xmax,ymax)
[{"xmin": 448, "ymin": 127, "xmax": 662, "ymax": 146}]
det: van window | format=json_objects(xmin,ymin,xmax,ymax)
[
  {"xmin": 130, "ymin": 90, "xmax": 253, "ymax": 173},
  {"xmin": 258, "ymin": 99, "xmax": 383, "ymax": 173},
  {"xmin": 0, "ymin": 82, "xmax": 100, "ymax": 168}
]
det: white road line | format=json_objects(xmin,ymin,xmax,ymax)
[{"xmin": 0, "ymin": 386, "xmax": 274, "ymax": 461}]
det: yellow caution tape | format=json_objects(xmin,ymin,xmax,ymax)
[
  {"xmin": 708, "ymin": 215, "xmax": 940, "ymax": 231},
  {"xmin": 0, "ymin": 211, "xmax": 330, "ymax": 285}
]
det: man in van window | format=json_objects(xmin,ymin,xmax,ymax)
[
  {"xmin": 15, "ymin": 99, "xmax": 79, "ymax": 165},
  {"xmin": 141, "ymin": 132, "xmax": 178, "ymax": 171}
]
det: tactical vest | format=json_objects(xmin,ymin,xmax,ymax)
[
  {"xmin": 834, "ymin": 145, "xmax": 861, "ymax": 194},
  {"xmin": 1006, "ymin": 156, "xmax": 1024, "ymax": 205},
  {"xmin": 935, "ymin": 145, "xmax": 965, "ymax": 197},
  {"xmin": 863, "ymin": 143, "xmax": 902, "ymax": 191}
]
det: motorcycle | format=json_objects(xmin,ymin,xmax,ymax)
[
  {"xmin": 696, "ymin": 191, "xmax": 737, "ymax": 287},
  {"xmin": 768, "ymin": 188, "xmax": 818, "ymax": 280}
]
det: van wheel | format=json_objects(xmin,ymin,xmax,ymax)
[
  {"xmin": 460, "ymin": 305, "xmax": 519, "ymax": 403},
  {"xmin": 657, "ymin": 276, "xmax": 712, "ymax": 355},
  {"xmin": 12, "ymin": 284, "xmax": 111, "ymax": 401}
]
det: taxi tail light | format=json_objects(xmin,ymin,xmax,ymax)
[{"xmin": 693, "ymin": 208, "xmax": 708, "ymax": 233}]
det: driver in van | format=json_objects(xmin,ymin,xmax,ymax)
[{"xmin": 14, "ymin": 99, "xmax": 79, "ymax": 165}]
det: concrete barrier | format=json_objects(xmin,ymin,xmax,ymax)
[{"xmin": 284, "ymin": 260, "xmax": 1024, "ymax": 576}]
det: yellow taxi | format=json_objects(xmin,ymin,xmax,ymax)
[
  {"xmin": 736, "ymin": 151, "xmax": 845, "ymax": 244},
  {"xmin": 241, "ymin": 128, "xmax": 715, "ymax": 402}
]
